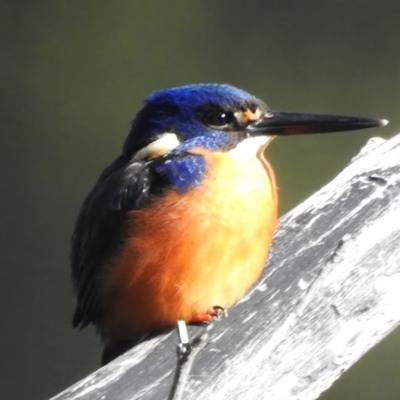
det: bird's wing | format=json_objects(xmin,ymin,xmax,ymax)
[{"xmin": 71, "ymin": 155, "xmax": 156, "ymax": 330}]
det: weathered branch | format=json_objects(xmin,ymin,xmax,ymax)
[{"xmin": 52, "ymin": 133, "xmax": 400, "ymax": 400}]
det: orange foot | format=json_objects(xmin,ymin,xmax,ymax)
[{"xmin": 190, "ymin": 306, "xmax": 226, "ymax": 324}]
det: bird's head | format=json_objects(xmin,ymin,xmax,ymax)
[
  {"xmin": 123, "ymin": 84, "xmax": 268, "ymax": 158},
  {"xmin": 123, "ymin": 83, "xmax": 387, "ymax": 161}
]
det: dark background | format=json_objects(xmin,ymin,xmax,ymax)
[{"xmin": 2, "ymin": 1, "xmax": 400, "ymax": 399}]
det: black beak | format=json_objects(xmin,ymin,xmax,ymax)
[{"xmin": 246, "ymin": 111, "xmax": 388, "ymax": 135}]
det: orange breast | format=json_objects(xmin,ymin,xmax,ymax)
[{"xmin": 102, "ymin": 148, "xmax": 278, "ymax": 340}]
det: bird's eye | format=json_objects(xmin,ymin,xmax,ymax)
[{"xmin": 203, "ymin": 111, "xmax": 234, "ymax": 128}]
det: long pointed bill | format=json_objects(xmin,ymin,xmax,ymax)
[{"xmin": 246, "ymin": 111, "xmax": 388, "ymax": 135}]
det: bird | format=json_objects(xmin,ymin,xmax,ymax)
[{"xmin": 71, "ymin": 83, "xmax": 387, "ymax": 365}]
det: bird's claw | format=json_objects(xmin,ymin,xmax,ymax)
[
  {"xmin": 190, "ymin": 305, "xmax": 226, "ymax": 324},
  {"xmin": 211, "ymin": 305, "xmax": 226, "ymax": 320}
]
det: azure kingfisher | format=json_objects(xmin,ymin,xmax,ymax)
[{"xmin": 71, "ymin": 83, "xmax": 387, "ymax": 365}]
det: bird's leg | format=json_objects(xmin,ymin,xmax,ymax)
[
  {"xmin": 176, "ymin": 320, "xmax": 191, "ymax": 360},
  {"xmin": 169, "ymin": 320, "xmax": 212, "ymax": 400},
  {"xmin": 190, "ymin": 305, "xmax": 226, "ymax": 324}
]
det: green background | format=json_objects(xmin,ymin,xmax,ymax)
[{"xmin": 2, "ymin": 1, "xmax": 400, "ymax": 399}]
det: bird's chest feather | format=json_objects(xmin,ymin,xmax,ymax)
[{"xmin": 103, "ymin": 144, "xmax": 278, "ymax": 338}]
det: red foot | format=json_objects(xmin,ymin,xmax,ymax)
[{"xmin": 190, "ymin": 306, "xmax": 225, "ymax": 324}]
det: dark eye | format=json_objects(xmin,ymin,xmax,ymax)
[{"xmin": 203, "ymin": 111, "xmax": 234, "ymax": 128}]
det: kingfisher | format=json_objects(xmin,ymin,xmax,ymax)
[{"xmin": 71, "ymin": 83, "xmax": 387, "ymax": 365}]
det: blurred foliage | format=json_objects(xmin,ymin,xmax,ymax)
[{"xmin": 1, "ymin": 1, "xmax": 399, "ymax": 399}]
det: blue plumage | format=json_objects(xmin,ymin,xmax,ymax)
[
  {"xmin": 154, "ymin": 154, "xmax": 206, "ymax": 192},
  {"xmin": 146, "ymin": 83, "xmax": 258, "ymax": 110}
]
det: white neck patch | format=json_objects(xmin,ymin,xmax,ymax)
[{"xmin": 132, "ymin": 133, "xmax": 181, "ymax": 161}]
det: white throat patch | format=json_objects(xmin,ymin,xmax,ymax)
[{"xmin": 229, "ymin": 136, "xmax": 274, "ymax": 162}]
